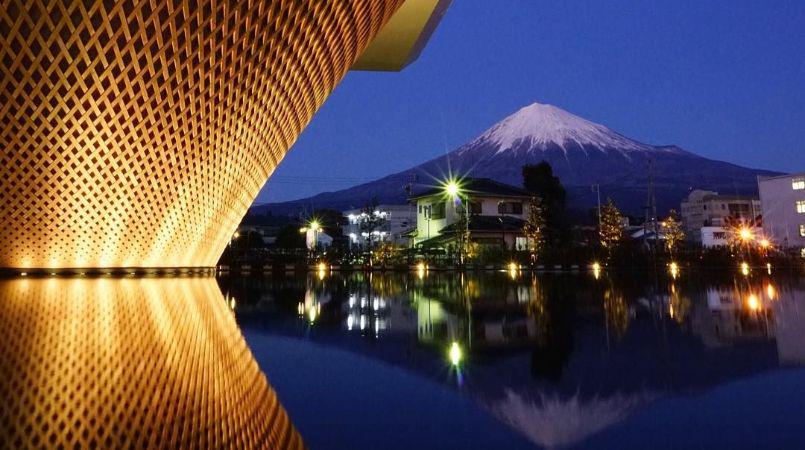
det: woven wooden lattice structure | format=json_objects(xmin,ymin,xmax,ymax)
[
  {"xmin": 0, "ymin": 277, "xmax": 303, "ymax": 448},
  {"xmin": 0, "ymin": 0, "xmax": 403, "ymax": 268}
]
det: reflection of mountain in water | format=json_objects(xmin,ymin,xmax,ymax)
[
  {"xmin": 493, "ymin": 390, "xmax": 656, "ymax": 449},
  {"xmin": 0, "ymin": 278, "xmax": 302, "ymax": 449},
  {"xmin": 224, "ymin": 272, "xmax": 805, "ymax": 448}
]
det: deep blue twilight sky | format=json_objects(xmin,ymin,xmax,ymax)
[{"xmin": 257, "ymin": 0, "xmax": 805, "ymax": 204}]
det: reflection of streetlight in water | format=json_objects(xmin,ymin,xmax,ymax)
[
  {"xmin": 449, "ymin": 341, "xmax": 463, "ymax": 366},
  {"xmin": 669, "ymin": 261, "xmax": 679, "ymax": 279},
  {"xmin": 746, "ymin": 293, "xmax": 760, "ymax": 311}
]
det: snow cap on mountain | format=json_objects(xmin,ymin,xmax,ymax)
[{"xmin": 472, "ymin": 102, "xmax": 651, "ymax": 153}]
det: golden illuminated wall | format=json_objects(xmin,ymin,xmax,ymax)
[
  {"xmin": 0, "ymin": 0, "xmax": 404, "ymax": 268},
  {"xmin": 0, "ymin": 277, "xmax": 303, "ymax": 448}
]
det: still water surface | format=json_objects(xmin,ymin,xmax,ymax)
[
  {"xmin": 222, "ymin": 269, "xmax": 805, "ymax": 449},
  {"xmin": 2, "ymin": 270, "xmax": 804, "ymax": 449}
]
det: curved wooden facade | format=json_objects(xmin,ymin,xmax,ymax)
[{"xmin": 0, "ymin": 0, "xmax": 405, "ymax": 268}]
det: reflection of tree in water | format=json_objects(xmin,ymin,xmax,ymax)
[
  {"xmin": 603, "ymin": 283, "xmax": 629, "ymax": 341},
  {"xmin": 528, "ymin": 276, "xmax": 575, "ymax": 382},
  {"xmin": 668, "ymin": 282, "xmax": 691, "ymax": 324}
]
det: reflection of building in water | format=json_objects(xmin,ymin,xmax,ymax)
[
  {"xmin": 773, "ymin": 285, "xmax": 805, "ymax": 366},
  {"xmin": 690, "ymin": 286, "xmax": 775, "ymax": 347},
  {"xmin": 414, "ymin": 293, "xmax": 539, "ymax": 349},
  {"xmin": 338, "ymin": 285, "xmax": 416, "ymax": 337},
  {"xmin": 343, "ymin": 293, "xmax": 389, "ymax": 336},
  {"xmin": 0, "ymin": 278, "xmax": 301, "ymax": 448}
]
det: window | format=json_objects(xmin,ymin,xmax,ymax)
[
  {"xmin": 498, "ymin": 201, "xmax": 523, "ymax": 215},
  {"xmin": 469, "ymin": 201, "xmax": 482, "ymax": 215},
  {"xmin": 515, "ymin": 236, "xmax": 528, "ymax": 251},
  {"xmin": 430, "ymin": 201, "xmax": 446, "ymax": 219},
  {"xmin": 800, "ymin": 224, "xmax": 805, "ymax": 237},
  {"xmin": 793, "ymin": 178, "xmax": 805, "ymax": 190},
  {"xmin": 797, "ymin": 200, "xmax": 805, "ymax": 214}
]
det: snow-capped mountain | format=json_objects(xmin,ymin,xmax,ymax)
[
  {"xmin": 466, "ymin": 102, "xmax": 653, "ymax": 156},
  {"xmin": 256, "ymin": 102, "xmax": 780, "ymax": 217}
]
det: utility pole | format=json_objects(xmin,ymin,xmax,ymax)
[{"xmin": 644, "ymin": 159, "xmax": 658, "ymax": 253}]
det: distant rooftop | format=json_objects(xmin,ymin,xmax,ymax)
[{"xmin": 410, "ymin": 177, "xmax": 530, "ymax": 200}]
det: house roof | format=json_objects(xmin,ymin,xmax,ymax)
[
  {"xmin": 439, "ymin": 215, "xmax": 526, "ymax": 234},
  {"xmin": 409, "ymin": 178, "xmax": 531, "ymax": 200}
]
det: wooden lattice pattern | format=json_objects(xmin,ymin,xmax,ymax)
[
  {"xmin": 0, "ymin": 0, "xmax": 403, "ymax": 268},
  {"xmin": 0, "ymin": 277, "xmax": 304, "ymax": 449}
]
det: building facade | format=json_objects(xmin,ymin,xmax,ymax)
[
  {"xmin": 758, "ymin": 173, "xmax": 805, "ymax": 256},
  {"xmin": 0, "ymin": 0, "xmax": 449, "ymax": 269},
  {"xmin": 343, "ymin": 205, "xmax": 415, "ymax": 249},
  {"xmin": 680, "ymin": 189, "xmax": 761, "ymax": 241},
  {"xmin": 410, "ymin": 178, "xmax": 531, "ymax": 250}
]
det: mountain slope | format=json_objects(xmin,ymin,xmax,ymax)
[{"xmin": 256, "ymin": 103, "xmax": 780, "ymax": 216}]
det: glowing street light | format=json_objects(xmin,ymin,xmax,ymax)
[
  {"xmin": 442, "ymin": 177, "xmax": 469, "ymax": 266},
  {"xmin": 740, "ymin": 262, "xmax": 750, "ymax": 276},
  {"xmin": 669, "ymin": 261, "xmax": 679, "ymax": 279},
  {"xmin": 746, "ymin": 293, "xmax": 760, "ymax": 311},
  {"xmin": 758, "ymin": 238, "xmax": 771, "ymax": 249},
  {"xmin": 416, "ymin": 262, "xmax": 427, "ymax": 279},
  {"xmin": 766, "ymin": 283, "xmax": 777, "ymax": 300},
  {"xmin": 592, "ymin": 262, "xmax": 601, "ymax": 280},
  {"xmin": 445, "ymin": 180, "xmax": 460, "ymax": 198},
  {"xmin": 449, "ymin": 341, "xmax": 463, "ymax": 366},
  {"xmin": 738, "ymin": 227, "xmax": 754, "ymax": 242}
]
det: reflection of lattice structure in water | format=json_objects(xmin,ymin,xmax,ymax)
[
  {"xmin": 0, "ymin": 0, "xmax": 403, "ymax": 268},
  {"xmin": 0, "ymin": 278, "xmax": 303, "ymax": 449}
]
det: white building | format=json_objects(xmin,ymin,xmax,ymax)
[
  {"xmin": 699, "ymin": 226, "xmax": 761, "ymax": 248},
  {"xmin": 680, "ymin": 189, "xmax": 761, "ymax": 241},
  {"xmin": 758, "ymin": 173, "xmax": 805, "ymax": 256},
  {"xmin": 410, "ymin": 178, "xmax": 531, "ymax": 249},
  {"xmin": 304, "ymin": 229, "xmax": 332, "ymax": 250},
  {"xmin": 343, "ymin": 204, "xmax": 415, "ymax": 249}
]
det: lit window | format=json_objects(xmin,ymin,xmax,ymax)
[
  {"xmin": 797, "ymin": 200, "xmax": 805, "ymax": 214},
  {"xmin": 793, "ymin": 179, "xmax": 805, "ymax": 190},
  {"xmin": 801, "ymin": 248, "xmax": 805, "ymax": 259},
  {"xmin": 800, "ymin": 224, "xmax": 805, "ymax": 237}
]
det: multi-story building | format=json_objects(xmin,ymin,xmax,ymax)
[
  {"xmin": 410, "ymin": 178, "xmax": 531, "ymax": 249},
  {"xmin": 343, "ymin": 204, "xmax": 415, "ymax": 249},
  {"xmin": 758, "ymin": 173, "xmax": 805, "ymax": 256},
  {"xmin": 680, "ymin": 189, "xmax": 761, "ymax": 242}
]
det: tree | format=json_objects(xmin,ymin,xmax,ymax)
[
  {"xmin": 275, "ymin": 224, "xmax": 305, "ymax": 249},
  {"xmin": 522, "ymin": 162, "xmax": 568, "ymax": 247},
  {"xmin": 522, "ymin": 196, "xmax": 546, "ymax": 263},
  {"xmin": 661, "ymin": 209, "xmax": 685, "ymax": 256},
  {"xmin": 599, "ymin": 198, "xmax": 624, "ymax": 261}
]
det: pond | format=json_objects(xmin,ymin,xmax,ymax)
[
  {"xmin": 221, "ymin": 268, "xmax": 805, "ymax": 449},
  {"xmin": 1, "ymin": 269, "xmax": 804, "ymax": 449}
]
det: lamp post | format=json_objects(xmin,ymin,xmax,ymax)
[
  {"xmin": 445, "ymin": 179, "xmax": 469, "ymax": 266},
  {"xmin": 300, "ymin": 219, "xmax": 321, "ymax": 261}
]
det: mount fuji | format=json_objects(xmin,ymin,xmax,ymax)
[{"xmin": 256, "ymin": 102, "xmax": 780, "ymax": 217}]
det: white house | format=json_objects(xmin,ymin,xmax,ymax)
[
  {"xmin": 342, "ymin": 204, "xmax": 415, "ymax": 249},
  {"xmin": 758, "ymin": 173, "xmax": 805, "ymax": 256},
  {"xmin": 410, "ymin": 178, "xmax": 532, "ymax": 250},
  {"xmin": 680, "ymin": 189, "xmax": 761, "ymax": 242}
]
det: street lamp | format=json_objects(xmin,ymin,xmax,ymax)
[
  {"xmin": 443, "ymin": 177, "xmax": 469, "ymax": 266},
  {"xmin": 301, "ymin": 219, "xmax": 321, "ymax": 258},
  {"xmin": 738, "ymin": 226, "xmax": 754, "ymax": 243}
]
